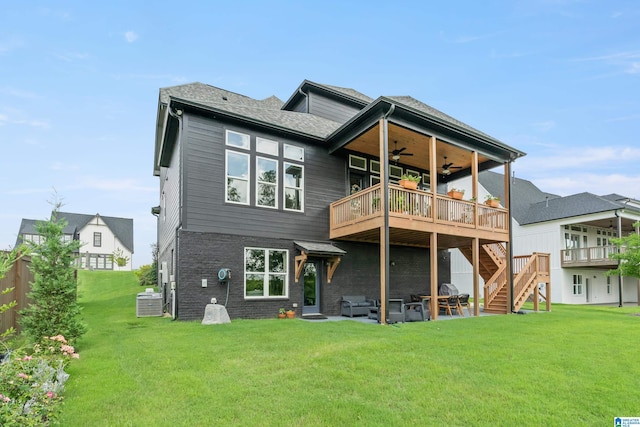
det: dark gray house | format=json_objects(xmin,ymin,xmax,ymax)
[{"xmin": 153, "ymin": 80, "xmax": 530, "ymax": 321}]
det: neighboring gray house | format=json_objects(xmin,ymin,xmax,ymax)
[
  {"xmin": 450, "ymin": 171, "xmax": 640, "ymax": 305},
  {"xmin": 16, "ymin": 212, "xmax": 134, "ymax": 271}
]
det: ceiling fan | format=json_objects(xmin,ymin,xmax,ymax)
[
  {"xmin": 389, "ymin": 141, "xmax": 413, "ymax": 164},
  {"xmin": 441, "ymin": 156, "xmax": 462, "ymax": 175}
]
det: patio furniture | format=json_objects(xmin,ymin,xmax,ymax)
[
  {"xmin": 438, "ymin": 296, "xmax": 459, "ymax": 317},
  {"xmin": 341, "ymin": 295, "xmax": 377, "ymax": 317},
  {"xmin": 404, "ymin": 302, "xmax": 427, "ymax": 321},
  {"xmin": 458, "ymin": 293, "xmax": 471, "ymax": 316},
  {"xmin": 387, "ymin": 299, "xmax": 405, "ymax": 323}
]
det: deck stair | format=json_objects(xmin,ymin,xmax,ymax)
[{"xmin": 459, "ymin": 244, "xmax": 550, "ymax": 314}]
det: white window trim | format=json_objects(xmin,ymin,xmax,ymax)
[
  {"xmin": 284, "ymin": 162, "xmax": 304, "ymax": 212},
  {"xmin": 256, "ymin": 156, "xmax": 279, "ymax": 209},
  {"xmin": 389, "ymin": 165, "xmax": 402, "ymax": 179},
  {"xmin": 349, "ymin": 154, "xmax": 367, "ymax": 171},
  {"xmin": 370, "ymin": 159, "xmax": 380, "ymax": 174},
  {"xmin": 284, "ymin": 144, "xmax": 304, "ymax": 161},
  {"xmin": 225, "ymin": 129, "xmax": 250, "ymax": 150},
  {"xmin": 244, "ymin": 248, "xmax": 289, "ymax": 299},
  {"xmin": 225, "ymin": 150, "xmax": 250, "ymax": 205},
  {"xmin": 256, "ymin": 137, "xmax": 279, "ymax": 155}
]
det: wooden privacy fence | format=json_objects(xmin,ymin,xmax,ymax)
[{"xmin": 0, "ymin": 253, "xmax": 33, "ymax": 335}]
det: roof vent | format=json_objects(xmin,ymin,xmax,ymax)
[{"xmin": 222, "ymin": 96, "xmax": 228, "ymax": 101}]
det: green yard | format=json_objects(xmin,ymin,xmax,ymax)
[{"xmin": 60, "ymin": 271, "xmax": 640, "ymax": 426}]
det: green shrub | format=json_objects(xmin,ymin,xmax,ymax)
[{"xmin": 135, "ymin": 260, "xmax": 157, "ymax": 287}]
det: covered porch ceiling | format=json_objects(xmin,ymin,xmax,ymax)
[{"xmin": 340, "ymin": 122, "xmax": 501, "ymax": 181}]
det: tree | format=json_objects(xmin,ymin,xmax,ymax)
[
  {"xmin": 135, "ymin": 243, "xmax": 158, "ymax": 287},
  {"xmin": 20, "ymin": 206, "xmax": 86, "ymax": 343},
  {"xmin": 110, "ymin": 247, "xmax": 130, "ymax": 267},
  {"xmin": 607, "ymin": 221, "xmax": 640, "ymax": 279}
]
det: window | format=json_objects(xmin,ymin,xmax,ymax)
[
  {"xmin": 93, "ymin": 232, "xmax": 102, "ymax": 247},
  {"xmin": 370, "ymin": 160, "xmax": 380, "ymax": 174},
  {"xmin": 226, "ymin": 130, "xmax": 250, "ymax": 149},
  {"xmin": 244, "ymin": 248, "xmax": 288, "ymax": 298},
  {"xmin": 572, "ymin": 274, "xmax": 583, "ymax": 295},
  {"xmin": 256, "ymin": 157, "xmax": 278, "ymax": 208},
  {"xmin": 87, "ymin": 254, "xmax": 113, "ymax": 270},
  {"xmin": 349, "ymin": 155, "xmax": 367, "ymax": 171},
  {"xmin": 607, "ymin": 276, "xmax": 612, "ymax": 295},
  {"xmin": 389, "ymin": 165, "xmax": 402, "ymax": 180},
  {"xmin": 284, "ymin": 144, "xmax": 304, "ymax": 161},
  {"xmin": 284, "ymin": 162, "xmax": 303, "ymax": 211},
  {"xmin": 422, "ymin": 172, "xmax": 431, "ymax": 190},
  {"xmin": 257, "ymin": 137, "xmax": 278, "ymax": 155},
  {"xmin": 226, "ymin": 151, "xmax": 250, "ymax": 204}
]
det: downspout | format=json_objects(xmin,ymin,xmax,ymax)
[
  {"xmin": 615, "ymin": 210, "xmax": 623, "ymax": 307},
  {"xmin": 167, "ymin": 105, "xmax": 183, "ymax": 320},
  {"xmin": 507, "ymin": 161, "xmax": 515, "ymax": 313},
  {"xmin": 382, "ymin": 104, "xmax": 395, "ymax": 323}
]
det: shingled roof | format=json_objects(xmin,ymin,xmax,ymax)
[
  {"xmin": 479, "ymin": 171, "xmax": 640, "ymax": 225},
  {"xmin": 16, "ymin": 212, "xmax": 134, "ymax": 253}
]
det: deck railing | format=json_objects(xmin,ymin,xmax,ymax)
[
  {"xmin": 560, "ymin": 246, "xmax": 620, "ymax": 267},
  {"xmin": 330, "ymin": 183, "xmax": 508, "ymax": 233}
]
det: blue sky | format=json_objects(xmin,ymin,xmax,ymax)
[{"xmin": 1, "ymin": 1, "xmax": 639, "ymax": 267}]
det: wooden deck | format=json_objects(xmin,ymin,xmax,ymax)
[
  {"xmin": 329, "ymin": 183, "xmax": 509, "ymax": 248},
  {"xmin": 561, "ymin": 246, "xmax": 619, "ymax": 268}
]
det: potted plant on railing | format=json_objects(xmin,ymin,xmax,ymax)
[
  {"xmin": 484, "ymin": 194, "xmax": 501, "ymax": 207},
  {"xmin": 399, "ymin": 174, "xmax": 421, "ymax": 190},
  {"xmin": 447, "ymin": 187, "xmax": 465, "ymax": 200}
]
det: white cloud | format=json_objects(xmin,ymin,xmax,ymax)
[
  {"xmin": 51, "ymin": 162, "xmax": 80, "ymax": 171},
  {"xmin": 0, "ymin": 37, "xmax": 25, "ymax": 53},
  {"xmin": 532, "ymin": 172, "xmax": 640, "ymax": 198},
  {"xmin": 0, "ymin": 86, "xmax": 40, "ymax": 99},
  {"xmin": 439, "ymin": 30, "xmax": 501, "ymax": 44},
  {"xmin": 572, "ymin": 50, "xmax": 640, "ymax": 75},
  {"xmin": 530, "ymin": 120, "xmax": 556, "ymax": 132},
  {"xmin": 124, "ymin": 31, "xmax": 138, "ymax": 43},
  {"xmin": 51, "ymin": 51, "xmax": 89, "ymax": 62},
  {"xmin": 76, "ymin": 177, "xmax": 155, "ymax": 193},
  {"xmin": 0, "ymin": 111, "xmax": 49, "ymax": 129}
]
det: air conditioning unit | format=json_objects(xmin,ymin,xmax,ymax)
[{"xmin": 136, "ymin": 291, "xmax": 162, "ymax": 317}]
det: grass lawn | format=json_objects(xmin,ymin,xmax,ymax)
[{"xmin": 59, "ymin": 271, "xmax": 640, "ymax": 426}]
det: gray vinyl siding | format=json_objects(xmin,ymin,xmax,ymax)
[
  {"xmin": 181, "ymin": 113, "xmax": 346, "ymax": 242},
  {"xmin": 158, "ymin": 133, "xmax": 181, "ymax": 257},
  {"xmin": 307, "ymin": 92, "xmax": 361, "ymax": 124},
  {"xmin": 289, "ymin": 97, "xmax": 307, "ymax": 113}
]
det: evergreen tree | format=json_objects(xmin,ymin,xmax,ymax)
[{"xmin": 20, "ymin": 207, "xmax": 86, "ymax": 343}]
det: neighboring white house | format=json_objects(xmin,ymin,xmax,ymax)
[
  {"xmin": 449, "ymin": 171, "xmax": 640, "ymax": 305},
  {"xmin": 16, "ymin": 212, "xmax": 134, "ymax": 271}
]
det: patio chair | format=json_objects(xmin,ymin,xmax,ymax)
[
  {"xmin": 458, "ymin": 293, "xmax": 471, "ymax": 316},
  {"xmin": 438, "ymin": 296, "xmax": 459, "ymax": 317},
  {"xmin": 404, "ymin": 302, "xmax": 426, "ymax": 322},
  {"xmin": 377, "ymin": 299, "xmax": 405, "ymax": 323}
]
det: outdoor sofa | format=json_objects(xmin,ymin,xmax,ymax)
[{"xmin": 341, "ymin": 295, "xmax": 377, "ymax": 317}]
